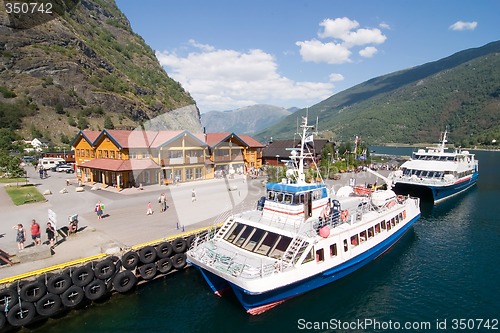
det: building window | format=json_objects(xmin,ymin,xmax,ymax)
[
  {"xmin": 110, "ymin": 150, "xmax": 115, "ymax": 159},
  {"xmin": 91, "ymin": 150, "xmax": 95, "ymax": 158},
  {"xmin": 85, "ymin": 149, "xmax": 89, "ymax": 157},
  {"xmin": 98, "ymin": 150, "xmax": 102, "ymax": 158},
  {"xmin": 103, "ymin": 150, "xmax": 109, "ymax": 158},
  {"xmin": 117, "ymin": 152, "xmax": 122, "ymax": 159}
]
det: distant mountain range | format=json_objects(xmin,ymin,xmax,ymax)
[
  {"xmin": 258, "ymin": 40, "xmax": 500, "ymax": 146},
  {"xmin": 201, "ymin": 105, "xmax": 293, "ymax": 134}
]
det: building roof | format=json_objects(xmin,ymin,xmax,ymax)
[
  {"xmin": 238, "ymin": 135, "xmax": 265, "ymax": 148},
  {"xmin": 79, "ymin": 158, "xmax": 159, "ymax": 172}
]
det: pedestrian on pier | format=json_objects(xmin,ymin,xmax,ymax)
[
  {"xmin": 31, "ymin": 219, "xmax": 41, "ymax": 246},
  {"xmin": 46, "ymin": 222, "xmax": 55, "ymax": 248},
  {"xmin": 147, "ymin": 201, "xmax": 153, "ymax": 215},
  {"xmin": 191, "ymin": 188, "xmax": 197, "ymax": 202},
  {"xmin": 13, "ymin": 224, "xmax": 26, "ymax": 250},
  {"xmin": 95, "ymin": 201, "xmax": 104, "ymax": 220}
]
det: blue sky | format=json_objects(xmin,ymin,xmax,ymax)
[{"xmin": 115, "ymin": 0, "xmax": 499, "ymax": 113}]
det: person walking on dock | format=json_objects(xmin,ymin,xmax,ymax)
[
  {"xmin": 95, "ymin": 201, "xmax": 104, "ymax": 220},
  {"xmin": 158, "ymin": 193, "xmax": 166, "ymax": 212},
  {"xmin": 46, "ymin": 222, "xmax": 55, "ymax": 248},
  {"xmin": 31, "ymin": 219, "xmax": 41, "ymax": 246},
  {"xmin": 147, "ymin": 201, "xmax": 153, "ymax": 215},
  {"xmin": 13, "ymin": 224, "xmax": 26, "ymax": 250},
  {"xmin": 191, "ymin": 188, "xmax": 197, "ymax": 202}
]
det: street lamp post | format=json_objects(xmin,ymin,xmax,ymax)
[{"xmin": 276, "ymin": 155, "xmax": 280, "ymax": 181}]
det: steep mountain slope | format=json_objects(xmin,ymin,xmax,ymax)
[
  {"xmin": 0, "ymin": 0, "xmax": 200, "ymax": 145},
  {"xmin": 259, "ymin": 41, "xmax": 500, "ymax": 145},
  {"xmin": 201, "ymin": 104, "xmax": 291, "ymax": 134}
]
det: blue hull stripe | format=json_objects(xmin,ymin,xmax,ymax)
[
  {"xmin": 192, "ymin": 214, "xmax": 420, "ymax": 311},
  {"xmin": 431, "ymin": 172, "xmax": 478, "ymax": 203}
]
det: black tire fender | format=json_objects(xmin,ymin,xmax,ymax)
[
  {"xmin": 94, "ymin": 259, "xmax": 116, "ymax": 280},
  {"xmin": 157, "ymin": 257, "xmax": 173, "ymax": 274},
  {"xmin": 61, "ymin": 285, "xmax": 85, "ymax": 308},
  {"xmin": 172, "ymin": 238, "xmax": 187, "ymax": 254},
  {"xmin": 121, "ymin": 251, "xmax": 139, "ymax": 270},
  {"xmin": 138, "ymin": 246, "xmax": 157, "ymax": 264},
  {"xmin": 186, "ymin": 235, "xmax": 195, "ymax": 248},
  {"xmin": 138, "ymin": 263, "xmax": 157, "ymax": 280},
  {"xmin": 84, "ymin": 279, "xmax": 107, "ymax": 301},
  {"xmin": 172, "ymin": 253, "xmax": 187, "ymax": 270},
  {"xmin": 0, "ymin": 312, "xmax": 5, "ymax": 331},
  {"xmin": 0, "ymin": 287, "xmax": 18, "ymax": 312},
  {"xmin": 20, "ymin": 280, "xmax": 47, "ymax": 303},
  {"xmin": 47, "ymin": 273, "xmax": 72, "ymax": 295},
  {"xmin": 71, "ymin": 265, "xmax": 95, "ymax": 287},
  {"xmin": 6, "ymin": 302, "xmax": 36, "ymax": 327},
  {"xmin": 36, "ymin": 293, "xmax": 62, "ymax": 317},
  {"xmin": 112, "ymin": 270, "xmax": 137, "ymax": 293},
  {"xmin": 155, "ymin": 242, "xmax": 173, "ymax": 259}
]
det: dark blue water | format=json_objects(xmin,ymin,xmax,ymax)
[{"xmin": 26, "ymin": 149, "xmax": 500, "ymax": 333}]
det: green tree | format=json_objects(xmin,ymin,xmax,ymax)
[
  {"xmin": 77, "ymin": 116, "xmax": 88, "ymax": 130},
  {"xmin": 104, "ymin": 116, "xmax": 114, "ymax": 129},
  {"xmin": 55, "ymin": 103, "xmax": 65, "ymax": 114}
]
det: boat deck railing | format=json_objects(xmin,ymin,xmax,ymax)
[{"xmin": 393, "ymin": 174, "xmax": 455, "ymax": 186}]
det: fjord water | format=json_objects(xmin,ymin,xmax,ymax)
[{"xmin": 30, "ymin": 149, "xmax": 499, "ymax": 333}]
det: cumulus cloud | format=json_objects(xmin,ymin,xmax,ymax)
[
  {"xmin": 449, "ymin": 21, "xmax": 478, "ymax": 31},
  {"xmin": 156, "ymin": 41, "xmax": 334, "ymax": 112},
  {"xmin": 359, "ymin": 46, "xmax": 378, "ymax": 58},
  {"xmin": 379, "ymin": 22, "xmax": 391, "ymax": 30},
  {"xmin": 329, "ymin": 73, "xmax": 344, "ymax": 82},
  {"xmin": 297, "ymin": 17, "xmax": 387, "ymax": 65}
]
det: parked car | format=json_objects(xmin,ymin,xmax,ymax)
[{"xmin": 56, "ymin": 165, "xmax": 72, "ymax": 172}]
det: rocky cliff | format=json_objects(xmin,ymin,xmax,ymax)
[{"xmin": 0, "ymin": 0, "xmax": 201, "ymax": 145}]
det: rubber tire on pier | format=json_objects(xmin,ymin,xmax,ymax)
[
  {"xmin": 172, "ymin": 238, "xmax": 187, "ymax": 254},
  {"xmin": 47, "ymin": 273, "xmax": 72, "ymax": 295},
  {"xmin": 186, "ymin": 235, "xmax": 195, "ymax": 248},
  {"xmin": 94, "ymin": 259, "xmax": 116, "ymax": 280},
  {"xmin": 0, "ymin": 287, "xmax": 18, "ymax": 311},
  {"xmin": 138, "ymin": 246, "xmax": 157, "ymax": 264},
  {"xmin": 172, "ymin": 253, "xmax": 187, "ymax": 270},
  {"xmin": 35, "ymin": 293, "xmax": 62, "ymax": 317},
  {"xmin": 112, "ymin": 270, "xmax": 137, "ymax": 293},
  {"xmin": 121, "ymin": 251, "xmax": 139, "ymax": 270},
  {"xmin": 71, "ymin": 265, "xmax": 95, "ymax": 287},
  {"xmin": 155, "ymin": 242, "xmax": 173, "ymax": 259},
  {"xmin": 138, "ymin": 263, "xmax": 157, "ymax": 280},
  {"xmin": 61, "ymin": 285, "xmax": 85, "ymax": 308},
  {"xmin": 20, "ymin": 280, "xmax": 47, "ymax": 303},
  {"xmin": 6, "ymin": 302, "xmax": 36, "ymax": 327},
  {"xmin": 0, "ymin": 312, "xmax": 5, "ymax": 331},
  {"xmin": 84, "ymin": 279, "xmax": 107, "ymax": 301},
  {"xmin": 157, "ymin": 257, "xmax": 173, "ymax": 274}
]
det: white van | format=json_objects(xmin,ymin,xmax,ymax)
[{"xmin": 38, "ymin": 158, "xmax": 66, "ymax": 170}]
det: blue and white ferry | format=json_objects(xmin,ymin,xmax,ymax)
[
  {"xmin": 187, "ymin": 117, "xmax": 421, "ymax": 315},
  {"xmin": 389, "ymin": 130, "xmax": 479, "ymax": 204}
]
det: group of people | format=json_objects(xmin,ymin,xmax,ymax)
[
  {"xmin": 13, "ymin": 219, "xmax": 56, "ymax": 250},
  {"xmin": 147, "ymin": 192, "xmax": 170, "ymax": 215}
]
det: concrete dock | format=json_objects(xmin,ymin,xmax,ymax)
[{"xmin": 0, "ymin": 166, "xmax": 387, "ymax": 282}]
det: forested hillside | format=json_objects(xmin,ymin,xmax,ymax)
[{"xmin": 259, "ymin": 41, "xmax": 500, "ymax": 146}]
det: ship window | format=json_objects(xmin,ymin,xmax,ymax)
[
  {"xmin": 350, "ymin": 235, "xmax": 359, "ymax": 246},
  {"xmin": 244, "ymin": 228, "xmax": 266, "ymax": 251},
  {"xmin": 359, "ymin": 231, "xmax": 367, "ymax": 243},
  {"xmin": 267, "ymin": 191, "xmax": 276, "ymax": 201},
  {"xmin": 391, "ymin": 218, "xmax": 396, "ymax": 227},
  {"xmin": 302, "ymin": 248, "xmax": 314, "ymax": 264},
  {"xmin": 395, "ymin": 215, "xmax": 400, "ymax": 224},
  {"xmin": 343, "ymin": 239, "xmax": 348, "ymax": 252},
  {"xmin": 233, "ymin": 225, "xmax": 248, "ymax": 246},
  {"xmin": 269, "ymin": 236, "xmax": 292, "ymax": 259},
  {"xmin": 386, "ymin": 221, "xmax": 392, "ymax": 230},
  {"xmin": 316, "ymin": 248, "xmax": 324, "ymax": 262},
  {"xmin": 374, "ymin": 224, "xmax": 381, "ymax": 234},
  {"xmin": 224, "ymin": 223, "xmax": 244, "ymax": 242},
  {"xmin": 284, "ymin": 194, "xmax": 293, "ymax": 204},
  {"xmin": 330, "ymin": 243, "xmax": 337, "ymax": 257},
  {"xmin": 235, "ymin": 226, "xmax": 255, "ymax": 247},
  {"xmin": 276, "ymin": 192, "xmax": 284, "ymax": 202},
  {"xmin": 367, "ymin": 227, "xmax": 374, "ymax": 239},
  {"xmin": 255, "ymin": 232, "xmax": 279, "ymax": 256},
  {"xmin": 381, "ymin": 220, "xmax": 386, "ymax": 230}
]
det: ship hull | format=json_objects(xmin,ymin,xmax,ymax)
[
  {"xmin": 394, "ymin": 171, "xmax": 478, "ymax": 204},
  {"xmin": 190, "ymin": 213, "xmax": 420, "ymax": 314}
]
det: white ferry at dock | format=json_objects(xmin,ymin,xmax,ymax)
[
  {"xmin": 187, "ymin": 117, "xmax": 421, "ymax": 315},
  {"xmin": 388, "ymin": 130, "xmax": 479, "ymax": 204}
]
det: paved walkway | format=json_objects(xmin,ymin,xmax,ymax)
[{"xmin": 0, "ymin": 166, "xmax": 387, "ymax": 281}]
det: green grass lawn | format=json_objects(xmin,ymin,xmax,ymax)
[
  {"xmin": 4, "ymin": 184, "xmax": 46, "ymax": 205},
  {"xmin": 0, "ymin": 177, "xmax": 27, "ymax": 183}
]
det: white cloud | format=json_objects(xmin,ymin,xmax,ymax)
[
  {"xmin": 359, "ymin": 46, "xmax": 378, "ymax": 58},
  {"xmin": 449, "ymin": 21, "xmax": 478, "ymax": 31},
  {"xmin": 379, "ymin": 22, "xmax": 391, "ymax": 30},
  {"xmin": 156, "ymin": 41, "xmax": 334, "ymax": 112},
  {"xmin": 296, "ymin": 17, "xmax": 387, "ymax": 65},
  {"xmin": 329, "ymin": 73, "xmax": 344, "ymax": 82},
  {"xmin": 295, "ymin": 40, "xmax": 351, "ymax": 64}
]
